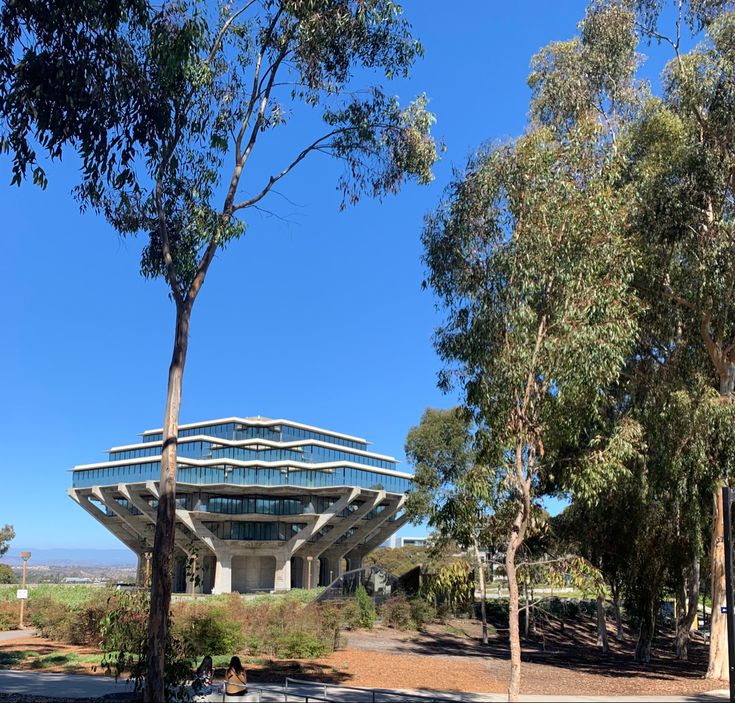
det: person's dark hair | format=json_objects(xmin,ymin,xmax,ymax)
[
  {"xmin": 228, "ymin": 655, "xmax": 243, "ymax": 674},
  {"xmin": 196, "ymin": 655, "xmax": 213, "ymax": 677}
]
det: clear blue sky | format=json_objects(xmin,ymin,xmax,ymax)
[{"xmin": 1, "ymin": 1, "xmax": 674, "ymax": 552}]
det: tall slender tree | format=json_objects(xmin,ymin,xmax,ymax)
[
  {"xmin": 1, "ymin": 2, "xmax": 438, "ymax": 699},
  {"xmin": 404, "ymin": 407, "xmax": 494, "ymax": 644},
  {"xmin": 423, "ymin": 112, "xmax": 638, "ymax": 699}
]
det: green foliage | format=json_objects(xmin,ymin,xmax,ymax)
[
  {"xmin": 0, "ymin": 565, "xmax": 14, "ymax": 584},
  {"xmin": 29, "ymin": 591, "xmax": 117, "ymax": 646},
  {"xmin": 99, "ymin": 590, "xmax": 193, "ymax": 699},
  {"xmin": 409, "ymin": 596, "xmax": 436, "ymax": 628},
  {"xmin": 339, "ymin": 599, "xmax": 362, "ymax": 630},
  {"xmin": 421, "ymin": 561, "xmax": 474, "ymax": 616},
  {"xmin": 381, "ymin": 594, "xmax": 436, "ymax": 630},
  {"xmin": 405, "ymin": 408, "xmax": 495, "ymax": 553},
  {"xmin": 170, "ymin": 602, "xmax": 243, "ymax": 657},
  {"xmin": 381, "ymin": 595, "xmax": 413, "ymax": 629},
  {"xmin": 355, "ymin": 583, "xmax": 376, "ymax": 629},
  {"xmin": 0, "ymin": 526, "xmax": 14, "ymax": 558},
  {"xmin": 363, "ymin": 546, "xmax": 428, "ymax": 577},
  {"xmin": 0, "ymin": 601, "xmax": 18, "ymax": 631},
  {"xmin": 275, "ymin": 631, "xmax": 326, "ymax": 659}
]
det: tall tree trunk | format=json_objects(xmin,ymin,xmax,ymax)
[
  {"xmin": 634, "ymin": 597, "xmax": 656, "ymax": 663},
  {"xmin": 675, "ymin": 557, "xmax": 699, "ymax": 661},
  {"xmin": 611, "ymin": 583, "xmax": 623, "ymax": 641},
  {"xmin": 708, "ymin": 485, "xmax": 728, "ymax": 679},
  {"xmin": 506, "ymin": 526, "xmax": 523, "ymax": 703},
  {"xmin": 523, "ymin": 577, "xmax": 530, "ymax": 639},
  {"xmin": 506, "ymin": 473, "xmax": 531, "ymax": 702},
  {"xmin": 707, "ymin": 360, "xmax": 735, "ymax": 679},
  {"xmin": 473, "ymin": 541, "xmax": 488, "ymax": 645},
  {"xmin": 144, "ymin": 302, "xmax": 191, "ymax": 703},
  {"xmin": 596, "ymin": 594, "xmax": 609, "ymax": 655}
]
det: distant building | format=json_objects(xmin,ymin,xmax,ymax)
[
  {"xmin": 381, "ymin": 536, "xmax": 428, "ymax": 549},
  {"xmin": 69, "ymin": 417, "xmax": 412, "ymax": 593}
]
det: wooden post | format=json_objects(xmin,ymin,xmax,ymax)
[{"xmin": 18, "ymin": 551, "xmax": 30, "ymax": 628}]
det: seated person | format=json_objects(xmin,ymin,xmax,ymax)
[
  {"xmin": 224, "ymin": 656, "xmax": 247, "ymax": 697},
  {"xmin": 194, "ymin": 655, "xmax": 213, "ymax": 692}
]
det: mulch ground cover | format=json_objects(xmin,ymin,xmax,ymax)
[{"xmin": 0, "ymin": 613, "xmax": 727, "ymax": 698}]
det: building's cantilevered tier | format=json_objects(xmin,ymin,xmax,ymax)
[{"xmin": 68, "ymin": 417, "xmax": 412, "ymax": 593}]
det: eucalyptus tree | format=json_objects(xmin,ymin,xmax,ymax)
[
  {"xmin": 518, "ymin": 0, "xmax": 735, "ymax": 672},
  {"xmin": 405, "ymin": 407, "xmax": 494, "ymax": 644},
  {"xmin": 624, "ymin": 4, "xmax": 735, "ymax": 675},
  {"xmin": 1, "ymin": 2, "xmax": 438, "ymax": 699},
  {"xmin": 423, "ymin": 114, "xmax": 637, "ymax": 698},
  {"xmin": 0, "ymin": 525, "xmax": 14, "ymax": 558}
]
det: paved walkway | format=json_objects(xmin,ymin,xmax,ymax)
[
  {"xmin": 0, "ymin": 670, "xmax": 729, "ymax": 702},
  {"xmin": 0, "ymin": 629, "xmax": 37, "ymax": 642}
]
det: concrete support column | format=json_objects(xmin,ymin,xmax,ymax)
[
  {"xmin": 274, "ymin": 552, "xmax": 292, "ymax": 592},
  {"xmin": 346, "ymin": 552, "xmax": 364, "ymax": 572},
  {"xmin": 212, "ymin": 553, "xmax": 233, "ymax": 595},
  {"xmin": 320, "ymin": 550, "xmax": 345, "ymax": 584},
  {"xmin": 135, "ymin": 554, "xmax": 145, "ymax": 587}
]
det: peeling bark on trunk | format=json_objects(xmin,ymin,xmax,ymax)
[
  {"xmin": 473, "ymin": 542, "xmax": 488, "ymax": 645},
  {"xmin": 596, "ymin": 594, "xmax": 609, "ymax": 655},
  {"xmin": 706, "ymin": 361, "xmax": 734, "ymax": 679},
  {"xmin": 675, "ymin": 558, "xmax": 699, "ymax": 661},
  {"xmin": 144, "ymin": 302, "xmax": 190, "ymax": 703},
  {"xmin": 708, "ymin": 485, "xmax": 728, "ymax": 679}
]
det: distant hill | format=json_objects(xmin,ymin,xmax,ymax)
[{"xmin": 2, "ymin": 547, "xmax": 136, "ymax": 567}]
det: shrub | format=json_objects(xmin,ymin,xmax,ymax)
[
  {"xmin": 355, "ymin": 584, "xmax": 376, "ymax": 629},
  {"xmin": 339, "ymin": 599, "xmax": 362, "ymax": 630},
  {"xmin": 381, "ymin": 595, "xmax": 413, "ymax": 630},
  {"xmin": 275, "ymin": 631, "xmax": 326, "ymax": 658},
  {"xmin": 171, "ymin": 602, "xmax": 243, "ymax": 657},
  {"xmin": 0, "ymin": 601, "xmax": 18, "ymax": 630},
  {"xmin": 409, "ymin": 597, "xmax": 436, "ymax": 628}
]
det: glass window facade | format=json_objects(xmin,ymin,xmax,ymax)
[
  {"xmin": 72, "ymin": 462, "xmax": 412, "ymax": 493},
  {"xmin": 75, "ymin": 419, "xmax": 411, "ymax": 496},
  {"xmin": 203, "ymin": 520, "xmax": 306, "ymax": 541},
  {"xmin": 73, "ymin": 462, "xmax": 411, "ymax": 494}
]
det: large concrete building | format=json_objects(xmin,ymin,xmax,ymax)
[{"xmin": 68, "ymin": 417, "xmax": 412, "ymax": 594}]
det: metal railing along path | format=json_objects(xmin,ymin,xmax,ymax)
[{"xmin": 282, "ymin": 677, "xmax": 466, "ymax": 702}]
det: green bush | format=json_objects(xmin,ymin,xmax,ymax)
[
  {"xmin": 29, "ymin": 590, "xmax": 116, "ymax": 646},
  {"xmin": 339, "ymin": 599, "xmax": 362, "ymax": 630},
  {"xmin": 356, "ymin": 584, "xmax": 376, "ymax": 629},
  {"xmin": 171, "ymin": 602, "xmax": 243, "ymax": 657},
  {"xmin": 409, "ymin": 597, "xmax": 436, "ymax": 628},
  {"xmin": 381, "ymin": 595, "xmax": 413, "ymax": 629},
  {"xmin": 275, "ymin": 631, "xmax": 326, "ymax": 658}
]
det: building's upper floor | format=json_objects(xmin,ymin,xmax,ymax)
[{"xmin": 71, "ymin": 416, "xmax": 412, "ymax": 494}]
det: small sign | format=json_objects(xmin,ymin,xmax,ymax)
[
  {"xmin": 16, "ymin": 589, "xmax": 28, "ymax": 600},
  {"xmin": 722, "ymin": 606, "xmax": 728, "ymax": 614}
]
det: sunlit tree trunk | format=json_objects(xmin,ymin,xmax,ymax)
[
  {"xmin": 473, "ymin": 541, "xmax": 488, "ymax": 645},
  {"xmin": 705, "ymin": 345, "xmax": 734, "ymax": 679},
  {"xmin": 708, "ymin": 486, "xmax": 728, "ymax": 679},
  {"xmin": 611, "ymin": 583, "xmax": 623, "ymax": 641},
  {"xmin": 145, "ymin": 301, "xmax": 191, "ymax": 703},
  {"xmin": 507, "ymin": 443, "xmax": 531, "ymax": 703},
  {"xmin": 676, "ymin": 558, "xmax": 699, "ymax": 661},
  {"xmin": 596, "ymin": 594, "xmax": 609, "ymax": 654}
]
